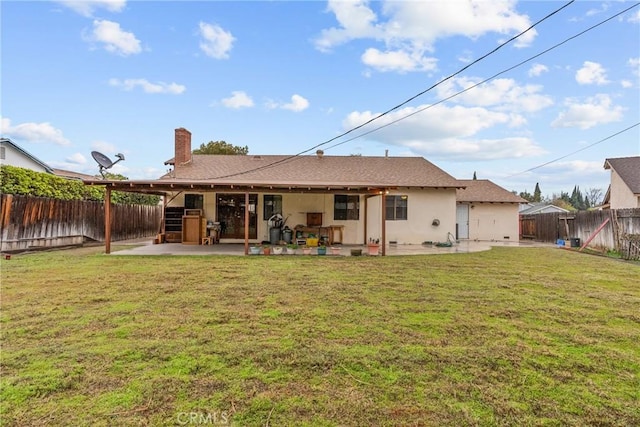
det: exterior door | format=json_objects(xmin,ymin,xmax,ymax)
[
  {"xmin": 456, "ymin": 204, "xmax": 469, "ymax": 239},
  {"xmin": 216, "ymin": 194, "xmax": 257, "ymax": 239}
]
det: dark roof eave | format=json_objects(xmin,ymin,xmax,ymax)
[{"xmin": 82, "ymin": 179, "xmax": 462, "ymax": 193}]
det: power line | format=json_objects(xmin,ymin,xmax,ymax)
[
  {"xmin": 324, "ymin": 1, "xmax": 640, "ymax": 151},
  {"xmin": 503, "ymin": 122, "xmax": 640, "ymax": 179},
  {"xmin": 200, "ymin": 0, "xmax": 576, "ymax": 180}
]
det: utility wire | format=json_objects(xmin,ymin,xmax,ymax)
[
  {"xmin": 200, "ymin": 0, "xmax": 576, "ymax": 180},
  {"xmin": 324, "ymin": 1, "xmax": 640, "ymax": 151},
  {"xmin": 503, "ymin": 122, "xmax": 640, "ymax": 179}
]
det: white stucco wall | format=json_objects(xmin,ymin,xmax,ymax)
[
  {"xmin": 165, "ymin": 189, "xmax": 457, "ymax": 245},
  {"xmin": 367, "ymin": 189, "xmax": 457, "ymax": 245},
  {"xmin": 0, "ymin": 143, "xmax": 50, "ymax": 173},
  {"xmin": 465, "ymin": 203, "xmax": 520, "ymax": 241},
  {"xmin": 610, "ymin": 170, "xmax": 639, "ymax": 209}
]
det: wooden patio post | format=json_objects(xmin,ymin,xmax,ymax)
[
  {"xmin": 244, "ymin": 192, "xmax": 249, "ymax": 255},
  {"xmin": 105, "ymin": 186, "xmax": 112, "ymax": 254},
  {"xmin": 381, "ymin": 191, "xmax": 386, "ymax": 256}
]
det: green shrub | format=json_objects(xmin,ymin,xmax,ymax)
[{"xmin": 0, "ymin": 165, "xmax": 159, "ymax": 205}]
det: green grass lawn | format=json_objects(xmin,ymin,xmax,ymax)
[{"xmin": 1, "ymin": 246, "xmax": 639, "ymax": 426}]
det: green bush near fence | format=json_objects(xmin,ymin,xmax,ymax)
[{"xmin": 0, "ymin": 165, "xmax": 159, "ymax": 206}]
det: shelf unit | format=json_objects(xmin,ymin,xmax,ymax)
[{"xmin": 164, "ymin": 207, "xmax": 184, "ymax": 243}]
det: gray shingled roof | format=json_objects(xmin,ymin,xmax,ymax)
[
  {"xmin": 604, "ymin": 156, "xmax": 640, "ymax": 194},
  {"xmin": 456, "ymin": 179, "xmax": 527, "ymax": 203},
  {"xmin": 161, "ymin": 154, "xmax": 461, "ymax": 188}
]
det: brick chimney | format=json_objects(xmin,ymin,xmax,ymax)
[{"xmin": 174, "ymin": 127, "xmax": 192, "ymax": 166}]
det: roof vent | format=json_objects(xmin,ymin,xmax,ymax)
[
  {"xmin": 316, "ymin": 150, "xmax": 324, "ymax": 158},
  {"xmin": 253, "ymin": 155, "xmax": 262, "ymax": 160}
]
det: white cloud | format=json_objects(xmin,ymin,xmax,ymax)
[
  {"xmin": 92, "ymin": 141, "xmax": 117, "ymax": 153},
  {"xmin": 108, "ymin": 78, "xmax": 186, "ymax": 94},
  {"xmin": 221, "ymin": 91, "xmax": 254, "ymax": 109},
  {"xmin": 621, "ymin": 80, "xmax": 633, "ymax": 88},
  {"xmin": 66, "ymin": 153, "xmax": 87, "ymax": 164},
  {"xmin": 342, "ymin": 104, "xmax": 545, "ymax": 160},
  {"xmin": 627, "ymin": 9, "xmax": 640, "ymax": 23},
  {"xmin": 435, "ymin": 76, "xmax": 553, "ymax": 113},
  {"xmin": 85, "ymin": 19, "xmax": 141, "ymax": 56},
  {"xmin": 1, "ymin": 117, "xmax": 71, "ymax": 146},
  {"xmin": 315, "ymin": 0, "xmax": 536, "ymax": 73},
  {"xmin": 528, "ymin": 63, "xmax": 548, "ymax": 77},
  {"xmin": 551, "ymin": 94, "xmax": 624, "ymax": 129},
  {"xmin": 457, "ymin": 50, "xmax": 473, "ymax": 64},
  {"xmin": 198, "ymin": 22, "xmax": 235, "ymax": 59},
  {"xmin": 585, "ymin": 3, "xmax": 609, "ymax": 17},
  {"xmin": 282, "ymin": 94, "xmax": 310, "ymax": 112},
  {"xmin": 266, "ymin": 95, "xmax": 310, "ymax": 112},
  {"xmin": 361, "ymin": 48, "xmax": 437, "ymax": 73},
  {"xmin": 575, "ymin": 61, "xmax": 609, "ymax": 85},
  {"xmin": 56, "ymin": 0, "xmax": 126, "ymax": 17}
]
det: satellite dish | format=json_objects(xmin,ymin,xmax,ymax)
[{"xmin": 91, "ymin": 151, "xmax": 125, "ymax": 178}]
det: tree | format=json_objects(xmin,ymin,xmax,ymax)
[
  {"xmin": 519, "ymin": 190, "xmax": 534, "ymax": 202},
  {"xmin": 193, "ymin": 140, "xmax": 248, "ymax": 155},
  {"xmin": 533, "ymin": 182, "xmax": 542, "ymax": 202},
  {"xmin": 585, "ymin": 187, "xmax": 604, "ymax": 207}
]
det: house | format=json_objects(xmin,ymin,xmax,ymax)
[
  {"xmin": 519, "ymin": 202, "xmax": 569, "ymax": 215},
  {"xmin": 51, "ymin": 169, "xmax": 97, "ymax": 181},
  {"xmin": 0, "ymin": 138, "xmax": 53, "ymax": 173},
  {"xmin": 160, "ymin": 128, "xmax": 462, "ymax": 246},
  {"xmin": 83, "ymin": 128, "xmax": 524, "ymax": 253},
  {"xmin": 456, "ymin": 180, "xmax": 527, "ymax": 241},
  {"xmin": 603, "ymin": 156, "xmax": 640, "ymax": 209}
]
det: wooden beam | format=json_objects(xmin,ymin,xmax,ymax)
[
  {"xmin": 381, "ymin": 191, "xmax": 386, "ymax": 256},
  {"xmin": 363, "ymin": 195, "xmax": 368, "ymax": 245},
  {"xmin": 105, "ymin": 187, "xmax": 112, "ymax": 254},
  {"xmin": 244, "ymin": 191, "xmax": 249, "ymax": 255}
]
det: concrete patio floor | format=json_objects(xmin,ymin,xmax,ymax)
[{"xmin": 108, "ymin": 239, "xmax": 554, "ymax": 256}]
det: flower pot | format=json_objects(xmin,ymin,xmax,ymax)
[
  {"xmin": 263, "ymin": 247, "xmax": 271, "ymax": 255},
  {"xmin": 285, "ymin": 247, "xmax": 297, "ymax": 255},
  {"xmin": 302, "ymin": 247, "xmax": 312, "ymax": 255},
  {"xmin": 317, "ymin": 247, "xmax": 327, "ymax": 256},
  {"xmin": 272, "ymin": 246, "xmax": 283, "ymax": 255},
  {"xmin": 330, "ymin": 247, "xmax": 341, "ymax": 255},
  {"xmin": 350, "ymin": 249, "xmax": 362, "ymax": 256},
  {"xmin": 249, "ymin": 246, "xmax": 261, "ymax": 255},
  {"xmin": 367, "ymin": 244, "xmax": 380, "ymax": 256}
]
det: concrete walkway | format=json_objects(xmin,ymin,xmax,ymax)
[{"xmin": 109, "ymin": 239, "xmax": 553, "ymax": 256}]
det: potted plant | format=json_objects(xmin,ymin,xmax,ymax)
[
  {"xmin": 302, "ymin": 246, "xmax": 312, "ymax": 255},
  {"xmin": 286, "ymin": 243, "xmax": 298, "ymax": 255},
  {"xmin": 317, "ymin": 245, "xmax": 327, "ymax": 255},
  {"xmin": 249, "ymin": 245, "xmax": 261, "ymax": 255},
  {"xmin": 272, "ymin": 246, "xmax": 283, "ymax": 255},
  {"xmin": 263, "ymin": 245, "xmax": 271, "ymax": 255},
  {"xmin": 330, "ymin": 246, "xmax": 341, "ymax": 255},
  {"xmin": 367, "ymin": 238, "xmax": 380, "ymax": 256}
]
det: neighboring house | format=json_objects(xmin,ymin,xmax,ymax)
[
  {"xmin": 84, "ymin": 128, "xmax": 526, "ymax": 250},
  {"xmin": 519, "ymin": 202, "xmax": 570, "ymax": 215},
  {"xmin": 52, "ymin": 169, "xmax": 97, "ymax": 181},
  {"xmin": 0, "ymin": 138, "xmax": 53, "ymax": 173},
  {"xmin": 603, "ymin": 156, "xmax": 640, "ymax": 209},
  {"xmin": 456, "ymin": 180, "xmax": 527, "ymax": 241}
]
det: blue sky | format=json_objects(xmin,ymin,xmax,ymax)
[{"xmin": 2, "ymin": 0, "xmax": 639, "ymax": 198}]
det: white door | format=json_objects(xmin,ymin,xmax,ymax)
[{"xmin": 456, "ymin": 204, "xmax": 469, "ymax": 239}]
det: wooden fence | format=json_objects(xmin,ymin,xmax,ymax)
[
  {"xmin": 0, "ymin": 194, "xmax": 162, "ymax": 252},
  {"xmin": 520, "ymin": 208, "xmax": 640, "ymax": 259}
]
